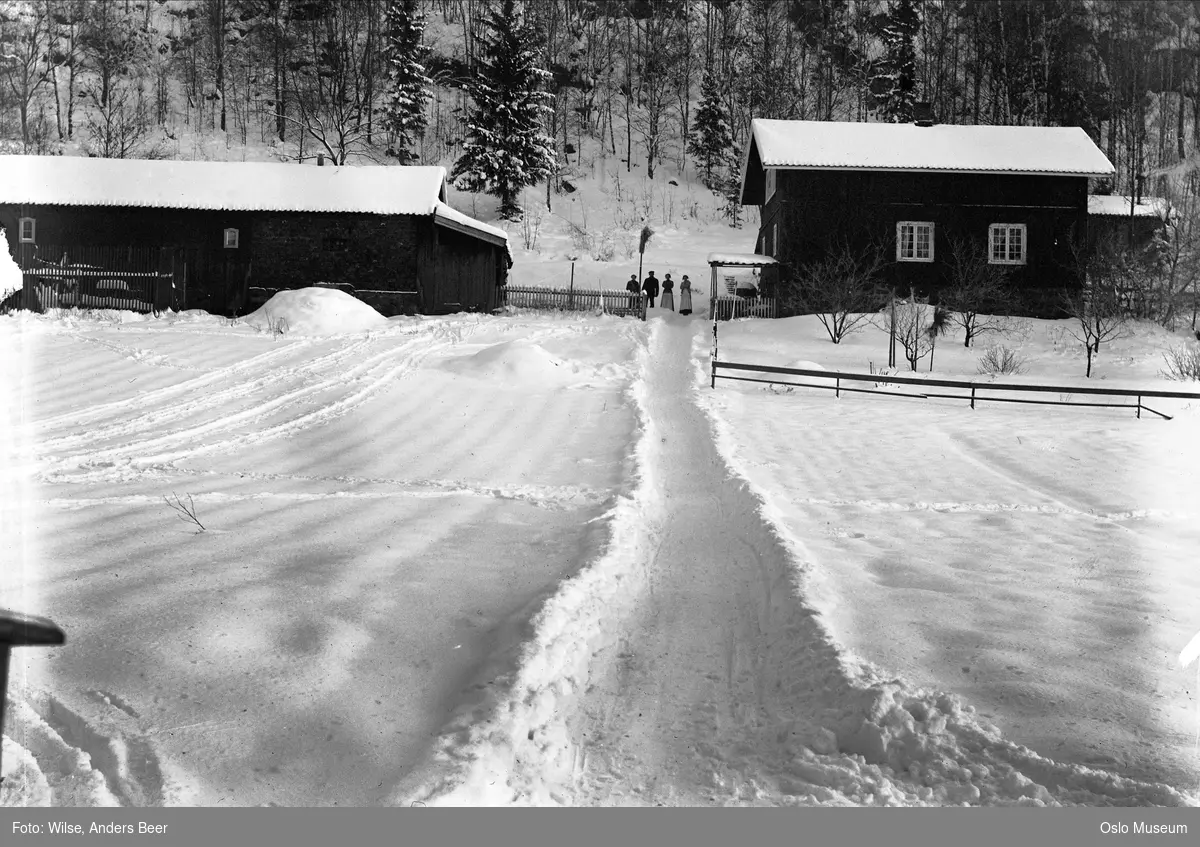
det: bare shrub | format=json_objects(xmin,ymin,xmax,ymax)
[
  {"xmin": 164, "ymin": 492, "xmax": 205, "ymax": 531},
  {"xmin": 567, "ymin": 222, "xmax": 593, "ymax": 258},
  {"xmin": 891, "ymin": 297, "xmax": 947, "ymax": 371},
  {"xmin": 592, "ymin": 230, "xmax": 616, "ymax": 263},
  {"xmin": 1060, "ymin": 275, "xmax": 1132, "ymax": 378},
  {"xmin": 1161, "ymin": 344, "xmax": 1200, "ymax": 381},
  {"xmin": 781, "ymin": 239, "xmax": 887, "ymax": 344},
  {"xmin": 520, "ymin": 200, "xmax": 544, "ymax": 251},
  {"xmin": 941, "ymin": 235, "xmax": 1012, "ymax": 347},
  {"xmin": 977, "ymin": 345, "xmax": 1027, "ymax": 376}
]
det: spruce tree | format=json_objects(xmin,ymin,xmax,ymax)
[
  {"xmin": 688, "ymin": 69, "xmax": 735, "ymax": 192},
  {"xmin": 452, "ymin": 0, "xmax": 555, "ymax": 220},
  {"xmin": 871, "ymin": 0, "xmax": 921, "ymax": 123},
  {"xmin": 381, "ymin": 0, "xmax": 433, "ymax": 164}
]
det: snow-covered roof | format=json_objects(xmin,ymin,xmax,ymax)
[
  {"xmin": 1087, "ymin": 194, "xmax": 1168, "ymax": 219},
  {"xmin": 0, "ymin": 155, "xmax": 450, "ymax": 215},
  {"xmin": 433, "ymin": 201, "xmax": 508, "ymax": 248},
  {"xmin": 707, "ymin": 252, "xmax": 779, "ymax": 267},
  {"xmin": 745, "ymin": 119, "xmax": 1115, "ymax": 177}
]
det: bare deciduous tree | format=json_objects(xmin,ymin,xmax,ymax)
[
  {"xmin": 782, "ymin": 239, "xmax": 887, "ymax": 343},
  {"xmin": 940, "ymin": 234, "xmax": 1013, "ymax": 348},
  {"xmin": 1060, "ymin": 258, "xmax": 1133, "ymax": 378}
]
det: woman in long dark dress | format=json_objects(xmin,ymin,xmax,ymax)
[
  {"xmin": 660, "ymin": 273, "xmax": 675, "ymax": 311},
  {"xmin": 679, "ymin": 275, "xmax": 693, "ymax": 315}
]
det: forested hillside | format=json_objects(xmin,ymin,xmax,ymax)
[{"xmin": 3, "ymin": 0, "xmax": 1200, "ymax": 212}]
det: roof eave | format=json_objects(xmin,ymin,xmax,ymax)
[
  {"xmin": 757, "ymin": 164, "xmax": 1114, "ymax": 178},
  {"xmin": 433, "ymin": 214, "xmax": 508, "ymax": 248}
]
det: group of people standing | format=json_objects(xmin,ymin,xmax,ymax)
[{"xmin": 625, "ymin": 270, "xmax": 693, "ymax": 315}]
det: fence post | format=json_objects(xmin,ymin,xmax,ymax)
[
  {"xmin": 1136, "ymin": 396, "xmax": 1142, "ymax": 419},
  {"xmin": 970, "ymin": 386, "xmax": 976, "ymax": 410},
  {"xmin": 836, "ymin": 376, "xmax": 841, "ymax": 398},
  {"xmin": 0, "ymin": 609, "xmax": 65, "ymax": 786}
]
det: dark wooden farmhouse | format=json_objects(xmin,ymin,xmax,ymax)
[
  {"xmin": 1086, "ymin": 194, "xmax": 1169, "ymax": 255},
  {"xmin": 739, "ymin": 117, "xmax": 1116, "ymax": 316},
  {"xmin": 0, "ymin": 156, "xmax": 510, "ymax": 316}
]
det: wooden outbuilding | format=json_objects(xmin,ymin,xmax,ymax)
[
  {"xmin": 0, "ymin": 156, "xmax": 510, "ymax": 316},
  {"xmin": 1086, "ymin": 194, "xmax": 1169, "ymax": 255},
  {"xmin": 739, "ymin": 117, "xmax": 1116, "ymax": 317}
]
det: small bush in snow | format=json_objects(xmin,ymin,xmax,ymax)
[
  {"xmin": 592, "ymin": 231, "xmax": 616, "ymax": 263},
  {"xmin": 165, "ymin": 492, "xmax": 205, "ymax": 531},
  {"xmin": 567, "ymin": 222, "xmax": 593, "ymax": 258},
  {"xmin": 976, "ymin": 345, "xmax": 1026, "ymax": 376},
  {"xmin": 257, "ymin": 312, "xmax": 288, "ymax": 337},
  {"xmin": 1160, "ymin": 344, "xmax": 1200, "ymax": 381}
]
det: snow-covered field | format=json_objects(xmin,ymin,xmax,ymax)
[{"xmin": 2, "ymin": 283, "xmax": 1199, "ymax": 808}]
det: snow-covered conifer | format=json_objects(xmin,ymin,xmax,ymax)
[
  {"xmin": 381, "ymin": 0, "xmax": 433, "ymax": 164},
  {"xmin": 688, "ymin": 69, "xmax": 735, "ymax": 192},
  {"xmin": 871, "ymin": 0, "xmax": 921, "ymax": 123},
  {"xmin": 451, "ymin": 0, "xmax": 555, "ymax": 220}
]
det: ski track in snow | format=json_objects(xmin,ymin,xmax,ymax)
[
  {"xmin": 396, "ymin": 319, "xmax": 1196, "ymax": 808},
  {"xmin": 32, "ymin": 318, "xmax": 603, "ymax": 482}
]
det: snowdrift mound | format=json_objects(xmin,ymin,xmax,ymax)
[
  {"xmin": 242, "ymin": 288, "xmax": 389, "ymax": 336},
  {"xmin": 441, "ymin": 339, "xmax": 621, "ymax": 387}
]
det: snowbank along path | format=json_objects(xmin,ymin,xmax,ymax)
[{"xmin": 404, "ymin": 316, "xmax": 1195, "ymax": 807}]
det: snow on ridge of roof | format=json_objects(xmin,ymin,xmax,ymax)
[
  {"xmin": 1088, "ymin": 194, "xmax": 1168, "ymax": 218},
  {"xmin": 0, "ymin": 155, "xmax": 450, "ymax": 215},
  {"xmin": 707, "ymin": 252, "xmax": 779, "ymax": 267},
  {"xmin": 750, "ymin": 119, "xmax": 1115, "ymax": 177}
]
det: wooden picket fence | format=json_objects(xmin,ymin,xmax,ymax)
[
  {"xmin": 713, "ymin": 294, "xmax": 778, "ymax": 320},
  {"xmin": 501, "ymin": 285, "xmax": 646, "ymax": 319}
]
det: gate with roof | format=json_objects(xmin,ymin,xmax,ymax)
[{"xmin": 708, "ymin": 252, "xmax": 779, "ymax": 321}]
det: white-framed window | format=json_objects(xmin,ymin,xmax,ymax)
[
  {"xmin": 989, "ymin": 223, "xmax": 1026, "ymax": 265},
  {"xmin": 18, "ymin": 217, "xmax": 35, "ymax": 243},
  {"xmin": 223, "ymin": 227, "xmax": 239, "ymax": 249},
  {"xmin": 771, "ymin": 222, "xmax": 778, "ymax": 257},
  {"xmin": 896, "ymin": 221, "xmax": 934, "ymax": 262},
  {"xmin": 765, "ymin": 168, "xmax": 776, "ymax": 203}
]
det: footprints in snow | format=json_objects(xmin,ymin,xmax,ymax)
[{"xmin": 5, "ymin": 689, "xmax": 167, "ymax": 807}]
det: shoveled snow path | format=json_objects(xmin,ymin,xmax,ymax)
[
  {"xmin": 406, "ymin": 317, "xmax": 1194, "ymax": 807},
  {"xmin": 377, "ymin": 316, "xmax": 1197, "ymax": 807},
  {"xmin": 568, "ymin": 316, "xmax": 826, "ymax": 804}
]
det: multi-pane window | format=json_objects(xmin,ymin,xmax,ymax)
[
  {"xmin": 896, "ymin": 221, "xmax": 934, "ymax": 262},
  {"xmin": 18, "ymin": 217, "xmax": 35, "ymax": 243},
  {"xmin": 765, "ymin": 168, "xmax": 776, "ymax": 203},
  {"xmin": 989, "ymin": 224, "xmax": 1026, "ymax": 264},
  {"xmin": 224, "ymin": 228, "xmax": 239, "ymax": 249}
]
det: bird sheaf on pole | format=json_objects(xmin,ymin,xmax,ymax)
[{"xmin": 639, "ymin": 225, "xmax": 654, "ymax": 255}]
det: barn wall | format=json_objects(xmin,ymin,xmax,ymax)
[
  {"xmin": 760, "ymin": 170, "xmax": 1088, "ymax": 315},
  {"xmin": 424, "ymin": 224, "xmax": 503, "ymax": 313},
  {"xmin": 1, "ymin": 205, "xmax": 508, "ymax": 317},
  {"xmin": 249, "ymin": 213, "xmax": 420, "ymax": 292},
  {"xmin": 0, "ymin": 204, "xmax": 249, "ymax": 314}
]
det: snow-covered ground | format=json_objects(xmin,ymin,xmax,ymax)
[{"xmin": 2, "ymin": 285, "xmax": 1199, "ymax": 807}]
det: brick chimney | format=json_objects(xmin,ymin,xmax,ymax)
[{"xmin": 913, "ymin": 101, "xmax": 935, "ymax": 127}]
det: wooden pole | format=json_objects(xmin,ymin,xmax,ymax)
[
  {"xmin": 569, "ymin": 262, "xmax": 575, "ymax": 311},
  {"xmin": 0, "ymin": 610, "xmax": 65, "ymax": 786}
]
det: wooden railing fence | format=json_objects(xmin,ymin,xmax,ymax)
[{"xmin": 711, "ymin": 359, "xmax": 1200, "ymax": 421}]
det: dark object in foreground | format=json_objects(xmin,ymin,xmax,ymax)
[{"xmin": 0, "ymin": 610, "xmax": 65, "ymax": 785}]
